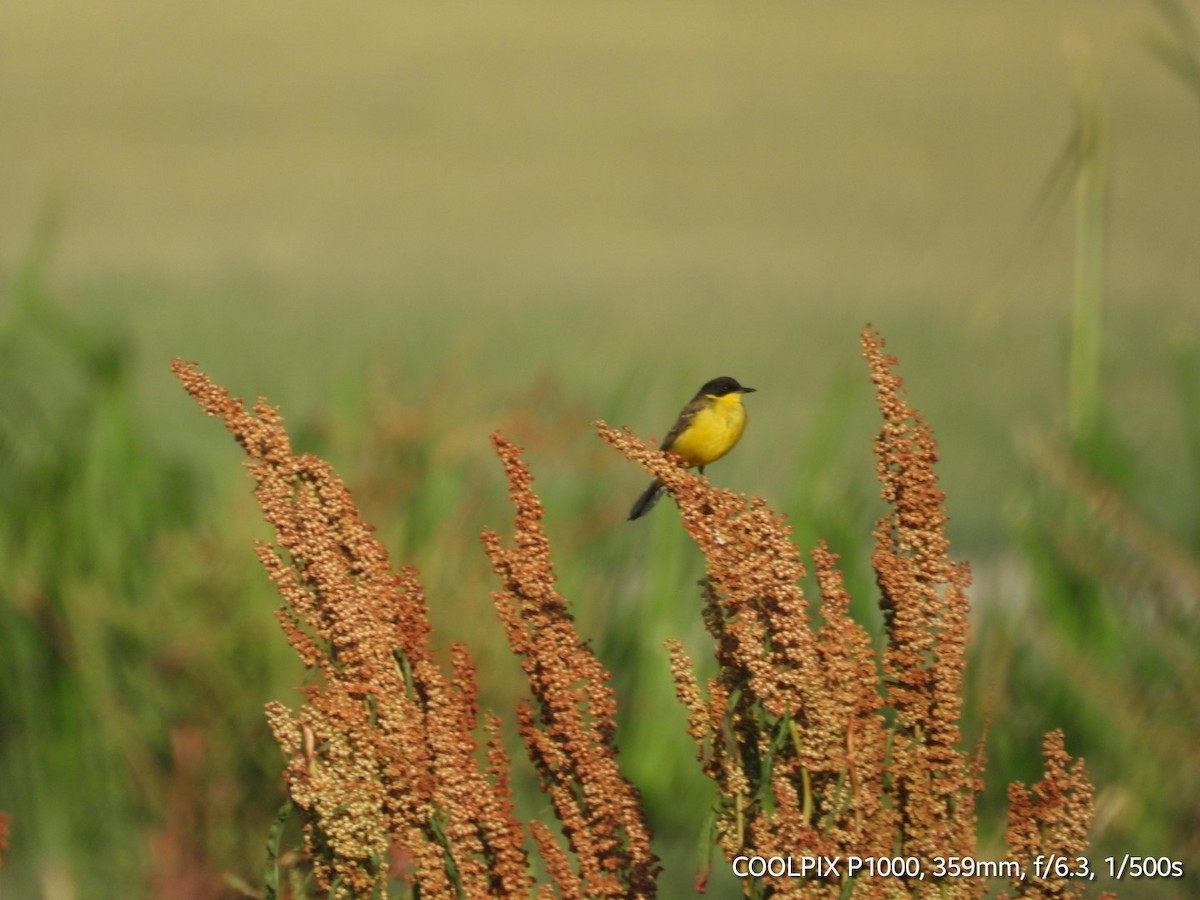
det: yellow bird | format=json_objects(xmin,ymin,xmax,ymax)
[{"xmin": 628, "ymin": 376, "xmax": 756, "ymax": 520}]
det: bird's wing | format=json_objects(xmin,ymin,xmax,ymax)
[{"xmin": 660, "ymin": 396, "xmax": 705, "ymax": 451}]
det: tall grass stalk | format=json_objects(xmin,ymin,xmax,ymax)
[
  {"xmin": 0, "ymin": 225, "xmax": 195, "ymax": 892},
  {"xmin": 1146, "ymin": 0, "xmax": 1200, "ymax": 112},
  {"xmin": 0, "ymin": 232, "xmax": 305, "ymax": 898},
  {"xmin": 987, "ymin": 24, "xmax": 1200, "ymax": 895},
  {"xmin": 1066, "ymin": 52, "xmax": 1109, "ymax": 445}
]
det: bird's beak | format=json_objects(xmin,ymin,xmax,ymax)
[{"xmin": 740, "ymin": 386, "xmax": 757, "ymax": 393}]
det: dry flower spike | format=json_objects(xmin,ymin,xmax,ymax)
[
  {"xmin": 483, "ymin": 433, "xmax": 660, "ymax": 899},
  {"xmin": 172, "ymin": 359, "xmax": 531, "ymax": 899},
  {"xmin": 174, "ymin": 323, "xmax": 1109, "ymax": 899},
  {"xmin": 598, "ymin": 326, "xmax": 1109, "ymax": 898}
]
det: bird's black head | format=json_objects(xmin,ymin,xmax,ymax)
[{"xmin": 700, "ymin": 376, "xmax": 755, "ymax": 397}]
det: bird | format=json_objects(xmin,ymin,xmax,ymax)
[{"xmin": 628, "ymin": 376, "xmax": 755, "ymax": 520}]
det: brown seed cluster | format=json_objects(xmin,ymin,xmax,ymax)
[
  {"xmin": 174, "ymin": 322, "xmax": 1110, "ymax": 898},
  {"xmin": 172, "ymin": 360, "xmax": 531, "ymax": 898},
  {"xmin": 596, "ymin": 422, "xmax": 896, "ymax": 895},
  {"xmin": 865, "ymin": 328, "xmax": 982, "ymax": 880},
  {"xmin": 483, "ymin": 433, "xmax": 660, "ymax": 899},
  {"xmin": 1004, "ymin": 731, "xmax": 1110, "ymax": 900},
  {"xmin": 598, "ymin": 326, "xmax": 1109, "ymax": 898}
]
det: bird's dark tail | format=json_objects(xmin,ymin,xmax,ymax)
[{"xmin": 628, "ymin": 478, "xmax": 666, "ymax": 520}]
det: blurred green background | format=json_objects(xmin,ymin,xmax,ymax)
[{"xmin": 2, "ymin": 1, "xmax": 1198, "ymax": 897}]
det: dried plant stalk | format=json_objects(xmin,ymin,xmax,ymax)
[
  {"xmin": 1004, "ymin": 730, "xmax": 1103, "ymax": 899},
  {"xmin": 172, "ymin": 360, "xmax": 531, "ymax": 899},
  {"xmin": 599, "ymin": 326, "xmax": 1109, "ymax": 898},
  {"xmin": 866, "ymin": 328, "xmax": 981, "ymax": 882},
  {"xmin": 174, "ymin": 322, "xmax": 1110, "ymax": 899},
  {"xmin": 483, "ymin": 433, "xmax": 660, "ymax": 899}
]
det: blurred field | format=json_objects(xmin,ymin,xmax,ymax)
[
  {"xmin": 3, "ymin": 1, "xmax": 1197, "ymax": 522},
  {"xmin": 2, "ymin": 1, "xmax": 1199, "ymax": 897}
]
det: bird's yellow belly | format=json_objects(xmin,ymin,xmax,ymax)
[{"xmin": 669, "ymin": 402, "xmax": 747, "ymax": 468}]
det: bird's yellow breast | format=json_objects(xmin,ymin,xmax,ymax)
[{"xmin": 668, "ymin": 393, "xmax": 747, "ymax": 468}]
